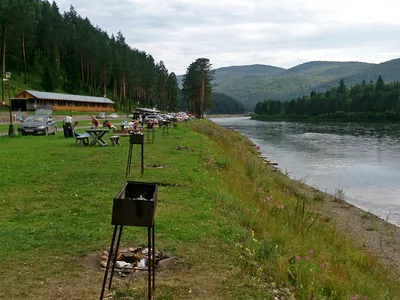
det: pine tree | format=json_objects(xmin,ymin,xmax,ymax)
[
  {"xmin": 182, "ymin": 58, "xmax": 214, "ymax": 118},
  {"xmin": 166, "ymin": 72, "xmax": 179, "ymax": 111}
]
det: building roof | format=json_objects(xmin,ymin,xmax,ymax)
[
  {"xmin": 23, "ymin": 90, "xmax": 114, "ymax": 104},
  {"xmin": 136, "ymin": 107, "xmax": 160, "ymax": 113}
]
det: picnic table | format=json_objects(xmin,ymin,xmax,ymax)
[{"xmin": 86, "ymin": 129, "xmax": 109, "ymax": 146}]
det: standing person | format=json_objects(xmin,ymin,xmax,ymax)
[
  {"xmin": 63, "ymin": 115, "xmax": 74, "ymax": 138},
  {"xmin": 138, "ymin": 113, "xmax": 143, "ymax": 126},
  {"xmin": 91, "ymin": 116, "xmax": 100, "ymax": 129},
  {"xmin": 64, "ymin": 115, "xmax": 74, "ymax": 125}
]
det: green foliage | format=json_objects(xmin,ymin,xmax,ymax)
[
  {"xmin": 253, "ymin": 78, "xmax": 400, "ymax": 121},
  {"xmin": 208, "ymin": 92, "xmax": 245, "ymax": 114},
  {"xmin": 0, "ymin": 0, "xmax": 179, "ymax": 113},
  {"xmin": 41, "ymin": 61, "xmax": 55, "ymax": 92},
  {"xmin": 182, "ymin": 58, "xmax": 215, "ymax": 117}
]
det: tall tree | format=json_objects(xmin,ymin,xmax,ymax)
[
  {"xmin": 166, "ymin": 72, "xmax": 178, "ymax": 111},
  {"xmin": 182, "ymin": 58, "xmax": 214, "ymax": 118},
  {"xmin": 155, "ymin": 61, "xmax": 168, "ymax": 110}
]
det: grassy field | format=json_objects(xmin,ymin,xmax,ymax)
[{"xmin": 0, "ymin": 120, "xmax": 399, "ymax": 299}]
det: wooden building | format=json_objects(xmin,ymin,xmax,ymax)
[{"xmin": 11, "ymin": 90, "xmax": 114, "ymax": 112}]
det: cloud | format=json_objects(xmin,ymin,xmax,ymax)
[{"xmin": 55, "ymin": 0, "xmax": 400, "ymax": 74}]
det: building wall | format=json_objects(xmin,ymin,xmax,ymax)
[
  {"xmin": 52, "ymin": 105, "xmax": 114, "ymax": 112},
  {"xmin": 13, "ymin": 95, "xmax": 115, "ymax": 112},
  {"xmin": 13, "ymin": 93, "xmax": 114, "ymax": 112}
]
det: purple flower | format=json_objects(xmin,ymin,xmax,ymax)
[
  {"xmin": 295, "ymin": 256, "xmax": 301, "ymax": 261},
  {"xmin": 308, "ymin": 250, "xmax": 313, "ymax": 255},
  {"xmin": 305, "ymin": 256, "xmax": 311, "ymax": 261},
  {"xmin": 319, "ymin": 263, "xmax": 326, "ymax": 269}
]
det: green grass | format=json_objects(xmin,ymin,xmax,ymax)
[{"xmin": 0, "ymin": 120, "xmax": 399, "ymax": 299}]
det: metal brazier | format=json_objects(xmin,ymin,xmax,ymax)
[
  {"xmin": 130, "ymin": 133, "xmax": 144, "ymax": 144},
  {"xmin": 112, "ymin": 181, "xmax": 157, "ymax": 227}
]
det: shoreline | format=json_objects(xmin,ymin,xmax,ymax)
[
  {"xmin": 230, "ymin": 125, "xmax": 400, "ymax": 275},
  {"xmin": 210, "ymin": 117, "xmax": 400, "ymax": 227},
  {"xmin": 251, "ymin": 115, "xmax": 400, "ymax": 124}
]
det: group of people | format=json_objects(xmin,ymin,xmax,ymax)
[{"xmin": 63, "ymin": 115, "xmax": 114, "ymax": 130}]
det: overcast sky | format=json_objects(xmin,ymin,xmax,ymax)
[{"xmin": 55, "ymin": 0, "xmax": 400, "ymax": 75}]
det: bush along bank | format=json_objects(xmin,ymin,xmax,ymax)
[{"xmin": 188, "ymin": 119, "xmax": 400, "ymax": 299}]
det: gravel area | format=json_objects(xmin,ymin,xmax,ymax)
[{"xmin": 316, "ymin": 193, "xmax": 400, "ymax": 278}]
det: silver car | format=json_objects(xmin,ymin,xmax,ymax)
[{"xmin": 18, "ymin": 107, "xmax": 57, "ymax": 135}]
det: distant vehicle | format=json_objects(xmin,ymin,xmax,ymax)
[
  {"xmin": 109, "ymin": 113, "xmax": 118, "ymax": 119},
  {"xmin": 97, "ymin": 112, "xmax": 107, "ymax": 119},
  {"xmin": 143, "ymin": 114, "xmax": 165, "ymax": 124},
  {"xmin": 176, "ymin": 111, "xmax": 189, "ymax": 120},
  {"xmin": 18, "ymin": 107, "xmax": 57, "ymax": 135}
]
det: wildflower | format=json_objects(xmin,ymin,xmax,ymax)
[
  {"xmin": 319, "ymin": 263, "xmax": 326, "ymax": 269},
  {"xmin": 296, "ymin": 256, "xmax": 301, "ymax": 261},
  {"xmin": 350, "ymin": 294, "xmax": 360, "ymax": 300},
  {"xmin": 305, "ymin": 256, "xmax": 311, "ymax": 261},
  {"xmin": 308, "ymin": 249, "xmax": 313, "ymax": 255}
]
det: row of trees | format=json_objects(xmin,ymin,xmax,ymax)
[
  {"xmin": 1, "ymin": 0, "xmax": 243, "ymax": 117},
  {"xmin": 208, "ymin": 92, "xmax": 245, "ymax": 114},
  {"xmin": 0, "ymin": 0, "xmax": 179, "ymax": 112},
  {"xmin": 254, "ymin": 76, "xmax": 400, "ymax": 120}
]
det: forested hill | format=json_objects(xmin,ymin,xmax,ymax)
[
  {"xmin": 313, "ymin": 58, "xmax": 400, "ymax": 93},
  {"xmin": 0, "ymin": 0, "xmax": 179, "ymax": 112},
  {"xmin": 178, "ymin": 59, "xmax": 400, "ymax": 111},
  {"xmin": 208, "ymin": 92, "xmax": 245, "ymax": 114}
]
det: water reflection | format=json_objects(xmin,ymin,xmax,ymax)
[{"xmin": 211, "ymin": 117, "xmax": 400, "ymax": 226}]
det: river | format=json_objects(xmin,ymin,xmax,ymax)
[{"xmin": 210, "ymin": 117, "xmax": 400, "ymax": 226}]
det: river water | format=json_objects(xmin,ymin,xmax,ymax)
[{"xmin": 210, "ymin": 117, "xmax": 400, "ymax": 226}]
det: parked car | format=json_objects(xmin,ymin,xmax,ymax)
[
  {"xmin": 109, "ymin": 113, "xmax": 118, "ymax": 119},
  {"xmin": 18, "ymin": 107, "xmax": 57, "ymax": 135},
  {"xmin": 143, "ymin": 114, "xmax": 165, "ymax": 124},
  {"xmin": 97, "ymin": 112, "xmax": 107, "ymax": 119}
]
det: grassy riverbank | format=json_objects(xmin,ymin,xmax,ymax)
[{"xmin": 0, "ymin": 120, "xmax": 399, "ymax": 299}]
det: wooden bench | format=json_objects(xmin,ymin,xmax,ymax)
[
  {"xmin": 110, "ymin": 135, "xmax": 121, "ymax": 146},
  {"xmin": 75, "ymin": 135, "xmax": 89, "ymax": 146}
]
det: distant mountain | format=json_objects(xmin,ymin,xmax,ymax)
[
  {"xmin": 215, "ymin": 64, "xmax": 285, "ymax": 78},
  {"xmin": 176, "ymin": 64, "xmax": 284, "ymax": 87},
  {"xmin": 178, "ymin": 59, "xmax": 400, "ymax": 111},
  {"xmin": 313, "ymin": 58, "xmax": 400, "ymax": 92},
  {"xmin": 279, "ymin": 61, "xmax": 371, "ymax": 78}
]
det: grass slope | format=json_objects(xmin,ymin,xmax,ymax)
[{"xmin": 0, "ymin": 121, "xmax": 399, "ymax": 299}]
